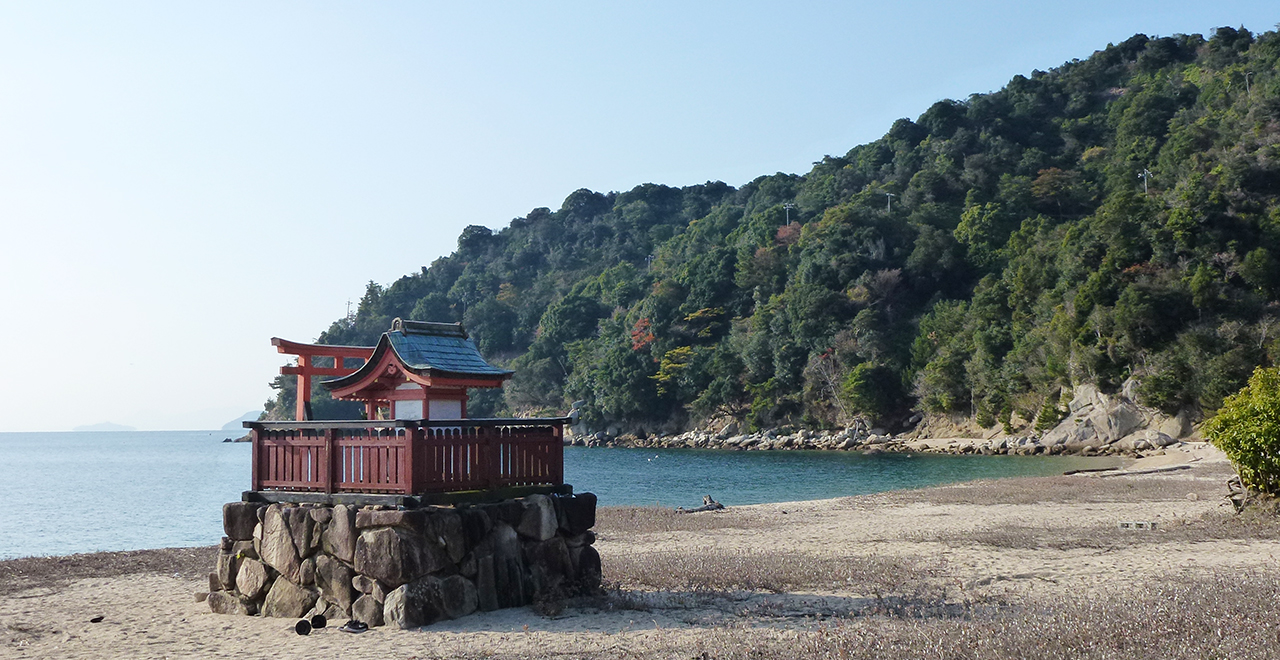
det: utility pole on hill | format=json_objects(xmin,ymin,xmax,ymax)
[{"xmin": 1138, "ymin": 169, "xmax": 1153, "ymax": 194}]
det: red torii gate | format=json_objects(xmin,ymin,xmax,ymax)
[{"xmin": 271, "ymin": 337, "xmax": 374, "ymax": 421}]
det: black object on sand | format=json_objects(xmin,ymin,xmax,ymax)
[
  {"xmin": 339, "ymin": 621, "xmax": 369, "ymax": 634},
  {"xmin": 295, "ymin": 619, "xmax": 312, "ymax": 636},
  {"xmin": 310, "ymin": 614, "xmax": 327, "ymax": 629}
]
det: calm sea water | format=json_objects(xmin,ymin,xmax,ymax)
[{"xmin": 0, "ymin": 431, "xmax": 1111, "ymax": 559}]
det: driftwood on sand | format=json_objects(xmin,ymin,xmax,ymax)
[{"xmin": 677, "ymin": 495, "xmax": 725, "ymax": 513}]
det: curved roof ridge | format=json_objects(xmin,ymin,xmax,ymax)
[{"xmin": 322, "ymin": 319, "xmax": 511, "ymax": 393}]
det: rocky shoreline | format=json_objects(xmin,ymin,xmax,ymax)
[
  {"xmin": 567, "ymin": 384, "xmax": 1201, "ymax": 459},
  {"xmin": 567, "ymin": 425, "xmax": 1194, "ymax": 458}
]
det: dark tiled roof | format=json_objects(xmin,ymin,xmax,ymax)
[
  {"xmin": 323, "ymin": 319, "xmax": 511, "ymax": 391},
  {"xmin": 387, "ymin": 329, "xmax": 510, "ymax": 377}
]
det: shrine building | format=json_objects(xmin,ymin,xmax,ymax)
[{"xmin": 271, "ymin": 318, "xmax": 511, "ymax": 421}]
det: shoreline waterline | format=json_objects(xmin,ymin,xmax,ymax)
[
  {"xmin": 569, "ymin": 445, "xmax": 1124, "ymax": 508},
  {"xmin": 0, "ymin": 430, "xmax": 1125, "ymax": 559},
  {"xmin": 2, "ymin": 450, "xmax": 1265, "ymax": 660}
]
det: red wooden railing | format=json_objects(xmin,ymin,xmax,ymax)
[{"xmin": 245, "ymin": 418, "xmax": 566, "ymax": 495}]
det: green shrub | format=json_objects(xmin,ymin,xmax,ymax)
[
  {"xmin": 1204, "ymin": 366, "xmax": 1280, "ymax": 495},
  {"xmin": 1034, "ymin": 391, "xmax": 1068, "ymax": 431},
  {"xmin": 840, "ymin": 363, "xmax": 900, "ymax": 421}
]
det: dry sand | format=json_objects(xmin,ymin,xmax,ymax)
[{"xmin": 2, "ymin": 442, "xmax": 1276, "ymax": 659}]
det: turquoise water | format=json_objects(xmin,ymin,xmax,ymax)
[
  {"xmin": 0, "ymin": 431, "xmax": 250, "ymax": 560},
  {"xmin": 578, "ymin": 446, "xmax": 1110, "ymax": 507},
  {"xmin": 0, "ymin": 431, "xmax": 1109, "ymax": 559}
]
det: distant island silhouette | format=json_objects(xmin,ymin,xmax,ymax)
[{"xmin": 221, "ymin": 412, "xmax": 262, "ymax": 431}]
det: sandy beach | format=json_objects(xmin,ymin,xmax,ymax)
[{"xmin": 4, "ymin": 442, "xmax": 1278, "ymax": 659}]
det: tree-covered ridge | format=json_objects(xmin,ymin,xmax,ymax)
[{"xmin": 269, "ymin": 27, "xmax": 1280, "ymax": 435}]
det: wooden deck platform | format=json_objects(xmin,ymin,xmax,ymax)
[{"xmin": 244, "ymin": 417, "xmax": 568, "ymax": 503}]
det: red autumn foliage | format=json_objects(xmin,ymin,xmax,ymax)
[{"xmin": 630, "ymin": 317, "xmax": 655, "ymax": 351}]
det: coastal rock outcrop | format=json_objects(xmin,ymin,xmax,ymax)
[
  {"xmin": 564, "ymin": 382, "xmax": 1197, "ymax": 459},
  {"xmin": 1040, "ymin": 385, "xmax": 1146, "ymax": 450}
]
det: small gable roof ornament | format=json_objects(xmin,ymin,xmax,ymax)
[{"xmin": 324, "ymin": 318, "xmax": 512, "ymax": 395}]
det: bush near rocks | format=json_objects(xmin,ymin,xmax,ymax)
[
  {"xmin": 206, "ymin": 493, "xmax": 600, "ymax": 629},
  {"xmin": 1205, "ymin": 366, "xmax": 1280, "ymax": 495}
]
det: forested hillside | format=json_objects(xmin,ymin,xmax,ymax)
[{"xmin": 267, "ymin": 27, "xmax": 1280, "ymax": 436}]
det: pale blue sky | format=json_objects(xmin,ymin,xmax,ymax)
[{"xmin": 1, "ymin": 2, "xmax": 1275, "ymax": 431}]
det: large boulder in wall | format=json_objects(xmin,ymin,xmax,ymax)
[
  {"xmin": 351, "ymin": 594, "xmax": 384, "ymax": 627},
  {"xmin": 523, "ymin": 536, "xmax": 573, "ymax": 599},
  {"xmin": 458, "ymin": 507, "xmax": 493, "ymax": 548},
  {"xmin": 322, "ymin": 504, "xmax": 357, "ymax": 563},
  {"xmin": 215, "ymin": 550, "xmax": 239, "ymax": 591},
  {"xmin": 517, "ymin": 494, "xmax": 558, "ymax": 541},
  {"xmin": 554, "ymin": 492, "xmax": 596, "ymax": 535},
  {"xmin": 222, "ymin": 502, "xmax": 262, "ymax": 541},
  {"xmin": 475, "ymin": 554, "xmax": 499, "ymax": 612},
  {"xmin": 315, "ymin": 554, "xmax": 357, "ymax": 614},
  {"xmin": 382, "ymin": 575, "xmax": 478, "ymax": 630},
  {"xmin": 355, "ymin": 527, "xmax": 443, "ymax": 588},
  {"xmin": 207, "ymin": 591, "xmax": 256, "ymax": 616},
  {"xmin": 235, "ymin": 558, "xmax": 270, "ymax": 600},
  {"xmin": 259, "ymin": 504, "xmax": 302, "ymax": 582},
  {"xmin": 474, "ymin": 522, "xmax": 526, "ymax": 608},
  {"xmin": 426, "ymin": 509, "xmax": 468, "ymax": 564},
  {"xmin": 573, "ymin": 544, "xmax": 602, "ymax": 593},
  {"xmin": 284, "ymin": 506, "xmax": 313, "ymax": 559},
  {"xmin": 262, "ymin": 577, "xmax": 319, "ymax": 618}
]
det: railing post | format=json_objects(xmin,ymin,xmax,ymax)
[
  {"xmin": 403, "ymin": 424, "xmax": 419, "ymax": 495},
  {"xmin": 484, "ymin": 424, "xmax": 500, "ymax": 490},
  {"xmin": 322, "ymin": 429, "xmax": 336, "ymax": 494},
  {"xmin": 552, "ymin": 421, "xmax": 564, "ymax": 486},
  {"xmin": 250, "ymin": 427, "xmax": 261, "ymax": 492}
]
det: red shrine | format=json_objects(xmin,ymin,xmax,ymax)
[
  {"xmin": 246, "ymin": 318, "xmax": 564, "ymax": 503},
  {"xmin": 271, "ymin": 318, "xmax": 512, "ymax": 422}
]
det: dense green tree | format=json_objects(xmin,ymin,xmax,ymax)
[{"xmin": 1205, "ymin": 365, "xmax": 1280, "ymax": 494}]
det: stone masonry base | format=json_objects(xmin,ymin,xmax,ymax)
[{"xmin": 206, "ymin": 492, "xmax": 599, "ymax": 629}]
